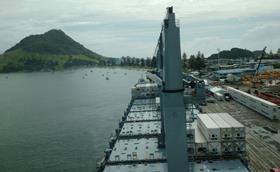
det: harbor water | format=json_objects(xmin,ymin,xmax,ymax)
[{"xmin": 0, "ymin": 68, "xmax": 144, "ymax": 172}]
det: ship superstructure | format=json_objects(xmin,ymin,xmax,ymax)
[{"xmin": 97, "ymin": 7, "xmax": 249, "ymax": 172}]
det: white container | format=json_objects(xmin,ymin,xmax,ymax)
[
  {"xmin": 194, "ymin": 127, "xmax": 208, "ymax": 156},
  {"xmin": 233, "ymin": 140, "xmax": 246, "ymax": 152},
  {"xmin": 131, "ymin": 83, "xmax": 159, "ymax": 99},
  {"xmin": 187, "ymin": 143, "xmax": 195, "ymax": 155},
  {"xmin": 197, "ymin": 114, "xmax": 220, "ymax": 141},
  {"xmin": 186, "ymin": 124, "xmax": 195, "ymax": 142},
  {"xmin": 214, "ymin": 92, "xmax": 223, "ymax": 101},
  {"xmin": 227, "ymin": 86, "xmax": 279, "ymax": 120},
  {"xmin": 221, "ymin": 141, "xmax": 234, "ymax": 154},
  {"xmin": 218, "ymin": 113, "xmax": 245, "ymax": 140},
  {"xmin": 208, "ymin": 141, "xmax": 221, "ymax": 155},
  {"xmin": 208, "ymin": 113, "xmax": 233, "ymax": 140}
]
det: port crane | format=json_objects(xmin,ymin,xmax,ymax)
[{"xmin": 252, "ymin": 46, "xmax": 267, "ymax": 88}]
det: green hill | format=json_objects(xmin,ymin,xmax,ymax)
[
  {"xmin": 208, "ymin": 48, "xmax": 255, "ymax": 59},
  {"xmin": 0, "ymin": 29, "xmax": 105, "ymax": 73}
]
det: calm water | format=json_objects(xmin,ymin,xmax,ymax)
[{"xmin": 0, "ymin": 68, "xmax": 144, "ymax": 172}]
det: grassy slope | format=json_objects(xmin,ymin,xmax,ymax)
[{"xmin": 0, "ymin": 49, "xmax": 100, "ymax": 73}]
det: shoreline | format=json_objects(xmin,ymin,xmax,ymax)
[{"xmin": 0, "ymin": 65, "xmax": 149, "ymax": 75}]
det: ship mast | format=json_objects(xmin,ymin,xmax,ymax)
[{"xmin": 160, "ymin": 6, "xmax": 189, "ymax": 172}]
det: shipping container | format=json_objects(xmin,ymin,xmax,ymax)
[
  {"xmin": 131, "ymin": 83, "xmax": 159, "ymax": 99},
  {"xmin": 197, "ymin": 114, "xmax": 220, "ymax": 141},
  {"xmin": 218, "ymin": 113, "xmax": 245, "ymax": 140},
  {"xmin": 233, "ymin": 140, "xmax": 246, "ymax": 153},
  {"xmin": 227, "ymin": 86, "xmax": 279, "ymax": 120},
  {"xmin": 214, "ymin": 92, "xmax": 224, "ymax": 101},
  {"xmin": 221, "ymin": 141, "xmax": 234, "ymax": 154},
  {"xmin": 194, "ymin": 127, "xmax": 208, "ymax": 156},
  {"xmin": 207, "ymin": 113, "xmax": 233, "ymax": 140},
  {"xmin": 187, "ymin": 143, "xmax": 195, "ymax": 155},
  {"xmin": 208, "ymin": 141, "xmax": 221, "ymax": 155}
]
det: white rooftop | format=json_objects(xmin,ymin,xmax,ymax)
[
  {"xmin": 209, "ymin": 86, "xmax": 224, "ymax": 93},
  {"xmin": 198, "ymin": 114, "xmax": 219, "ymax": 129},
  {"xmin": 134, "ymin": 83, "xmax": 158, "ymax": 88},
  {"xmin": 207, "ymin": 113, "xmax": 232, "ymax": 129},
  {"xmin": 194, "ymin": 123, "xmax": 207, "ymax": 144},
  {"xmin": 217, "ymin": 113, "xmax": 244, "ymax": 128}
]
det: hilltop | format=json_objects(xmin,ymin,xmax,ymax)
[
  {"xmin": 208, "ymin": 48, "xmax": 255, "ymax": 59},
  {"xmin": 0, "ymin": 29, "xmax": 105, "ymax": 73}
]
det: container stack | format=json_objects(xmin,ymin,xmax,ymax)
[
  {"xmin": 217, "ymin": 113, "xmax": 246, "ymax": 154},
  {"xmin": 131, "ymin": 83, "xmax": 159, "ymax": 99},
  {"xmin": 197, "ymin": 114, "xmax": 221, "ymax": 155},
  {"xmin": 197, "ymin": 113, "xmax": 246, "ymax": 158},
  {"xmin": 227, "ymin": 86, "xmax": 279, "ymax": 120}
]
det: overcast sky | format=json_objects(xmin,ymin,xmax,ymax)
[{"xmin": 0, "ymin": 0, "xmax": 280, "ymax": 58}]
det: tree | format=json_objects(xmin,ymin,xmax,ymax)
[
  {"xmin": 151, "ymin": 56, "xmax": 156, "ymax": 68},
  {"xmin": 188, "ymin": 52, "xmax": 206, "ymax": 71},
  {"xmin": 136, "ymin": 58, "xmax": 140, "ymax": 66},
  {"xmin": 126, "ymin": 56, "xmax": 131, "ymax": 66},
  {"xmin": 146, "ymin": 57, "xmax": 152, "ymax": 67},
  {"xmin": 189, "ymin": 55, "xmax": 196, "ymax": 70},
  {"xmin": 196, "ymin": 51, "xmax": 201, "ymax": 58},
  {"xmin": 140, "ymin": 58, "xmax": 145, "ymax": 66},
  {"xmin": 182, "ymin": 52, "xmax": 187, "ymax": 69},
  {"xmin": 201, "ymin": 53, "xmax": 205, "ymax": 59},
  {"xmin": 195, "ymin": 56, "xmax": 206, "ymax": 71}
]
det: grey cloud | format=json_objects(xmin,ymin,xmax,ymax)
[{"xmin": 0, "ymin": 0, "xmax": 280, "ymax": 57}]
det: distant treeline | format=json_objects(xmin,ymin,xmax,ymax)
[
  {"xmin": 208, "ymin": 48, "xmax": 280, "ymax": 60},
  {"xmin": 182, "ymin": 51, "xmax": 206, "ymax": 72},
  {"xmin": 119, "ymin": 56, "xmax": 156, "ymax": 67}
]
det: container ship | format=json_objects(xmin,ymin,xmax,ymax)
[{"xmin": 97, "ymin": 7, "xmax": 250, "ymax": 172}]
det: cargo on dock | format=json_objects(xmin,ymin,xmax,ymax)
[
  {"xmin": 197, "ymin": 114, "xmax": 220, "ymax": 141},
  {"xmin": 227, "ymin": 86, "xmax": 280, "ymax": 120}
]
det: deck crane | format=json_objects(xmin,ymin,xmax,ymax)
[{"xmin": 252, "ymin": 46, "xmax": 266, "ymax": 88}]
